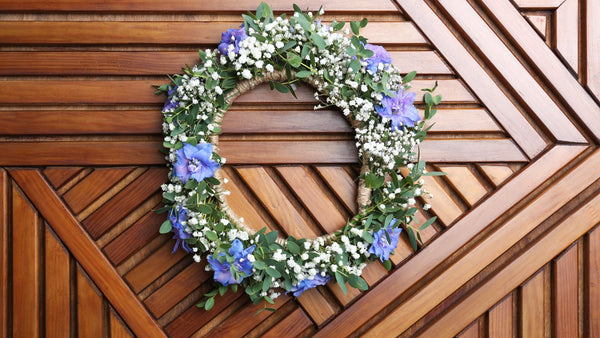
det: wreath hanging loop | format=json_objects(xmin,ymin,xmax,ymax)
[
  {"xmin": 209, "ymin": 69, "xmax": 373, "ymax": 246},
  {"xmin": 156, "ymin": 2, "xmax": 442, "ymax": 311}
]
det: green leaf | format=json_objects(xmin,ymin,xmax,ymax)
[
  {"xmin": 296, "ymin": 14, "xmax": 312, "ymax": 33},
  {"xmin": 242, "ymin": 14, "xmax": 260, "ymax": 32},
  {"xmin": 266, "ymin": 267, "xmax": 281, "ymax": 278},
  {"xmin": 419, "ymin": 216, "xmax": 437, "ymax": 231},
  {"xmin": 332, "ymin": 20, "xmax": 345, "ymax": 31},
  {"xmin": 432, "ymin": 94, "xmax": 442, "ymax": 105},
  {"xmin": 365, "ymin": 173, "xmax": 385, "ymax": 189},
  {"xmin": 345, "ymin": 47, "xmax": 358, "ymax": 56},
  {"xmin": 197, "ymin": 204, "xmax": 212, "ymax": 214},
  {"xmin": 287, "ymin": 241, "xmax": 301, "ymax": 254},
  {"xmin": 348, "ymin": 274, "xmax": 368, "ymax": 290},
  {"xmin": 406, "ymin": 227, "xmax": 418, "ymax": 251},
  {"xmin": 231, "ymin": 284, "xmax": 238, "ymax": 293},
  {"xmin": 359, "ymin": 18, "xmax": 368, "ymax": 28},
  {"xmin": 310, "ymin": 32, "xmax": 326, "ymax": 49},
  {"xmin": 382, "ymin": 259, "xmax": 392, "ymax": 271},
  {"xmin": 253, "ymin": 261, "xmax": 266, "ymax": 270},
  {"xmin": 424, "ymin": 171, "xmax": 446, "ymax": 176},
  {"xmin": 335, "ymin": 271, "xmax": 348, "ymax": 295},
  {"xmin": 204, "ymin": 297, "xmax": 215, "ymax": 311},
  {"xmin": 403, "ymin": 71, "xmax": 417, "ymax": 83},
  {"xmin": 286, "ymin": 52, "xmax": 302, "ymax": 68},
  {"xmin": 273, "ymin": 82, "xmax": 290, "ymax": 93},
  {"xmin": 205, "ymin": 230, "xmax": 218, "ymax": 241},
  {"xmin": 364, "ymin": 214, "xmax": 374, "ymax": 228},
  {"xmin": 384, "ymin": 214, "xmax": 395, "ymax": 227},
  {"xmin": 350, "ymin": 21, "xmax": 360, "ymax": 35},
  {"xmin": 349, "ymin": 59, "xmax": 361, "ymax": 74},
  {"xmin": 295, "ymin": 70, "xmax": 312, "ymax": 78},
  {"xmin": 265, "ymin": 230, "xmax": 279, "ymax": 244},
  {"xmin": 252, "ymin": 33, "xmax": 267, "ymax": 42},
  {"xmin": 361, "ymin": 49, "xmax": 374, "ymax": 58},
  {"xmin": 280, "ymin": 40, "xmax": 297, "ymax": 53},
  {"xmin": 293, "ymin": 4, "xmax": 302, "ymax": 13},
  {"xmin": 300, "ymin": 44, "xmax": 311, "ymax": 60},
  {"xmin": 362, "ymin": 230, "xmax": 373, "ymax": 243},
  {"xmin": 159, "ymin": 220, "xmax": 172, "ymax": 234},
  {"xmin": 219, "ymin": 285, "xmax": 227, "ymax": 296}
]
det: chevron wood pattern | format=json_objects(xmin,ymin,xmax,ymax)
[{"xmin": 1, "ymin": 0, "xmax": 599, "ymax": 336}]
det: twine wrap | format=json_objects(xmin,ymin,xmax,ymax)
[{"xmin": 209, "ymin": 70, "xmax": 371, "ymax": 245}]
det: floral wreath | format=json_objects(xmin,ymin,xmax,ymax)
[{"xmin": 156, "ymin": 2, "xmax": 442, "ymax": 311}]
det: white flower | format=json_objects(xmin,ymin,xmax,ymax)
[
  {"xmin": 215, "ymin": 86, "xmax": 223, "ymax": 95},
  {"xmin": 265, "ymin": 64, "xmax": 274, "ymax": 72},
  {"xmin": 241, "ymin": 69, "xmax": 252, "ymax": 79}
]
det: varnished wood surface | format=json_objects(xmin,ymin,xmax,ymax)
[{"xmin": 1, "ymin": 0, "xmax": 599, "ymax": 337}]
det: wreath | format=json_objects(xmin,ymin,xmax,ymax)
[{"xmin": 156, "ymin": 2, "xmax": 442, "ymax": 311}]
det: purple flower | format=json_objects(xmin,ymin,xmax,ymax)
[
  {"xmin": 207, "ymin": 239, "xmax": 256, "ymax": 286},
  {"xmin": 174, "ymin": 143, "xmax": 220, "ymax": 184},
  {"xmin": 363, "ymin": 43, "xmax": 392, "ymax": 74},
  {"xmin": 218, "ymin": 26, "xmax": 247, "ymax": 55},
  {"xmin": 368, "ymin": 219, "xmax": 402, "ymax": 262},
  {"xmin": 375, "ymin": 88, "xmax": 420, "ymax": 130},
  {"xmin": 169, "ymin": 206, "xmax": 191, "ymax": 253},
  {"xmin": 162, "ymin": 86, "xmax": 178, "ymax": 112},
  {"xmin": 289, "ymin": 274, "xmax": 331, "ymax": 297}
]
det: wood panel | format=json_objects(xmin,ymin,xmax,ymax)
[
  {"xmin": 0, "ymin": 178, "xmax": 146, "ymax": 337},
  {"xmin": 2, "ymin": 0, "xmax": 599, "ymax": 336}
]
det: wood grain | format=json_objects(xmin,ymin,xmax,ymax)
[
  {"xmin": 520, "ymin": 270, "xmax": 546, "ymax": 337},
  {"xmin": 438, "ymin": 0, "xmax": 586, "ymax": 144},
  {"xmin": 77, "ymin": 266, "xmax": 105, "ymax": 337},
  {"xmin": 83, "ymin": 168, "xmax": 166, "ymax": 239},
  {"xmin": 0, "ymin": 79, "xmax": 472, "ymax": 105},
  {"xmin": 0, "ymin": 21, "xmax": 424, "ymax": 45},
  {"xmin": 480, "ymin": 0, "xmax": 600, "ymax": 141},
  {"xmin": 103, "ymin": 205, "xmax": 164, "ymax": 266},
  {"xmin": 396, "ymin": 0, "xmax": 547, "ymax": 158},
  {"xmin": 45, "ymin": 226, "xmax": 71, "ymax": 337},
  {"xmin": 553, "ymin": 243, "xmax": 579, "ymax": 337},
  {"xmin": 11, "ymin": 186, "xmax": 40, "ymax": 338},
  {"xmin": 276, "ymin": 165, "xmax": 347, "ymax": 233},
  {"xmin": 0, "ymin": 0, "xmax": 398, "ymax": 12},
  {"xmin": 416, "ymin": 188, "xmax": 600, "ymax": 337},
  {"xmin": 587, "ymin": 0, "xmax": 600, "ymax": 100},
  {"xmin": 555, "ymin": 0, "xmax": 579, "ymax": 73},
  {"xmin": 8, "ymin": 169, "xmax": 166, "ymax": 337},
  {"xmin": 262, "ymin": 307, "xmax": 313, "ymax": 338},
  {"xmin": 367, "ymin": 148, "xmax": 600, "ymax": 336},
  {"xmin": 64, "ymin": 167, "xmax": 134, "ymax": 215},
  {"xmin": 0, "ymin": 170, "xmax": 7, "ymax": 338},
  {"xmin": 488, "ymin": 294, "xmax": 514, "ymax": 337},
  {"xmin": 0, "ymin": 51, "xmax": 445, "ymax": 76},
  {"xmin": 316, "ymin": 145, "xmax": 585, "ymax": 337},
  {"xmin": 588, "ymin": 226, "xmax": 600, "ymax": 337}
]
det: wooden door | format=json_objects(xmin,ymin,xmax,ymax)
[{"xmin": 1, "ymin": 0, "xmax": 599, "ymax": 336}]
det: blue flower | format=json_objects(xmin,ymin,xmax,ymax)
[
  {"xmin": 207, "ymin": 239, "xmax": 256, "ymax": 286},
  {"xmin": 169, "ymin": 206, "xmax": 191, "ymax": 253},
  {"xmin": 368, "ymin": 219, "xmax": 402, "ymax": 262},
  {"xmin": 174, "ymin": 143, "xmax": 220, "ymax": 184},
  {"xmin": 218, "ymin": 25, "xmax": 247, "ymax": 55},
  {"xmin": 162, "ymin": 86, "xmax": 178, "ymax": 112},
  {"xmin": 375, "ymin": 88, "xmax": 420, "ymax": 130},
  {"xmin": 363, "ymin": 43, "xmax": 392, "ymax": 74},
  {"xmin": 289, "ymin": 274, "xmax": 331, "ymax": 297}
]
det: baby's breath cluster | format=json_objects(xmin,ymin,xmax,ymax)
[{"xmin": 156, "ymin": 2, "xmax": 442, "ymax": 312}]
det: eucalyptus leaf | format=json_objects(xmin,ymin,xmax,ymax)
[{"xmin": 159, "ymin": 220, "xmax": 172, "ymax": 234}]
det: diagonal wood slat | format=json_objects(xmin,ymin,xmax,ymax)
[{"xmin": 7, "ymin": 169, "xmax": 166, "ymax": 337}]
